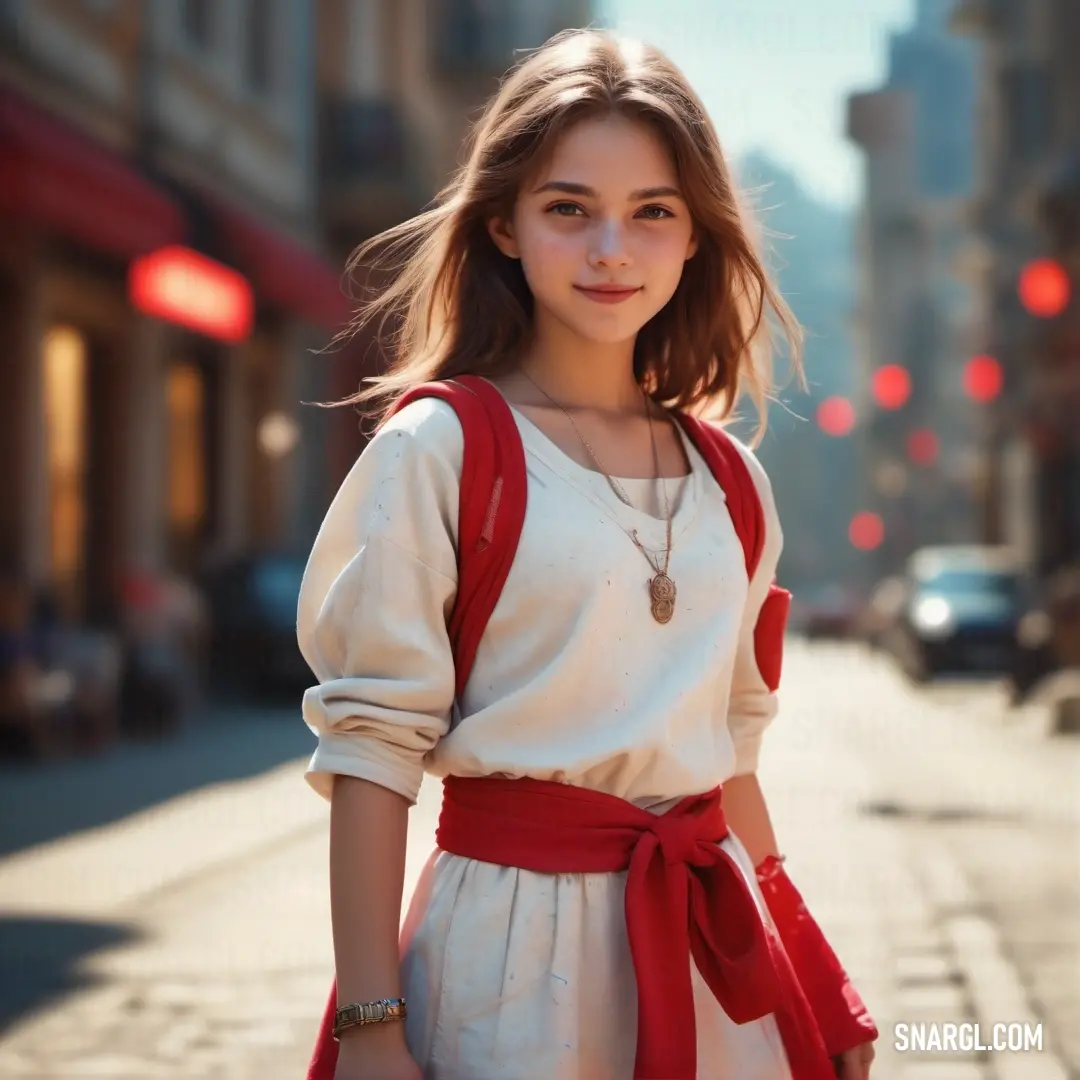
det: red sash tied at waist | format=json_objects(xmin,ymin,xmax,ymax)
[{"xmin": 437, "ymin": 775, "xmax": 783, "ymax": 1080}]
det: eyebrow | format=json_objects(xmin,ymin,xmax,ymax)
[{"xmin": 531, "ymin": 180, "xmax": 685, "ymax": 201}]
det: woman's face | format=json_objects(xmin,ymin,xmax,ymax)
[{"xmin": 489, "ymin": 114, "xmax": 698, "ymax": 346}]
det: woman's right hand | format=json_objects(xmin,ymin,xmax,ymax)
[{"xmin": 333, "ymin": 1022, "xmax": 422, "ymax": 1080}]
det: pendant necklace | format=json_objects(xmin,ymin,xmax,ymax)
[{"xmin": 519, "ymin": 371, "xmax": 677, "ymax": 625}]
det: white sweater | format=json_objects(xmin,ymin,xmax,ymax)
[{"xmin": 297, "ymin": 396, "xmax": 784, "ymax": 808}]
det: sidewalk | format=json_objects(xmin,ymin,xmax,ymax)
[
  {"xmin": 0, "ymin": 751, "xmax": 952, "ymax": 1078},
  {"xmin": 0, "ymin": 644, "xmax": 1072, "ymax": 1078},
  {"xmin": 0, "ymin": 701, "xmax": 313, "ymax": 858},
  {"xmin": 0, "ymin": 702, "xmax": 320, "ymax": 1039},
  {"xmin": 0, "ymin": 754, "xmax": 443, "ymax": 1079},
  {"xmin": 766, "ymin": 642, "xmax": 1076, "ymax": 1080},
  {"xmin": 0, "ymin": 744, "xmax": 931, "ymax": 1080}
]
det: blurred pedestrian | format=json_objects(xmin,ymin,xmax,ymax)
[
  {"xmin": 0, "ymin": 575, "xmax": 74, "ymax": 758},
  {"xmin": 299, "ymin": 29, "xmax": 877, "ymax": 1080}
]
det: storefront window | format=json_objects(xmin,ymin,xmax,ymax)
[
  {"xmin": 167, "ymin": 360, "xmax": 207, "ymax": 570},
  {"xmin": 43, "ymin": 326, "xmax": 87, "ymax": 606}
]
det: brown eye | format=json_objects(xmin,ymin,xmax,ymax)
[
  {"xmin": 548, "ymin": 202, "xmax": 585, "ymax": 217},
  {"xmin": 637, "ymin": 204, "xmax": 675, "ymax": 220}
]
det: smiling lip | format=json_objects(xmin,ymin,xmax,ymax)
[{"xmin": 574, "ymin": 284, "xmax": 642, "ymax": 305}]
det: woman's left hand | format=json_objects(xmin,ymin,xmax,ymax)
[{"xmin": 833, "ymin": 1040, "xmax": 875, "ymax": 1079}]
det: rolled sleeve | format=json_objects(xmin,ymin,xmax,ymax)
[
  {"xmin": 297, "ymin": 399, "xmax": 462, "ymax": 804},
  {"xmin": 727, "ymin": 686, "xmax": 779, "ymax": 777},
  {"xmin": 724, "ymin": 438, "xmax": 784, "ymax": 776}
]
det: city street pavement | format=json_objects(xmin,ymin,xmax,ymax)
[
  {"xmin": 0, "ymin": 699, "xmax": 315, "ymax": 858},
  {"xmin": 0, "ymin": 643, "xmax": 1077, "ymax": 1079}
]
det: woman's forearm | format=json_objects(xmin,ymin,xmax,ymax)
[
  {"xmin": 329, "ymin": 775, "xmax": 410, "ymax": 1005},
  {"xmin": 722, "ymin": 772, "xmax": 781, "ymax": 867}
]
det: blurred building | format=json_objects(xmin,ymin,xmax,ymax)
[
  {"xmin": 846, "ymin": 0, "xmax": 979, "ymax": 578},
  {"xmin": 951, "ymin": 0, "xmax": 1080, "ymax": 590},
  {"xmin": 316, "ymin": 0, "xmax": 599, "ymax": 492},
  {"xmin": 846, "ymin": 0, "xmax": 979, "ymax": 570},
  {"xmin": 0, "ymin": 0, "xmax": 598, "ymax": 635},
  {"xmin": 0, "ymin": 0, "xmax": 346, "ymax": 626}
]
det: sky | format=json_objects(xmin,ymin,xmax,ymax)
[{"xmin": 599, "ymin": 0, "xmax": 916, "ymax": 207}]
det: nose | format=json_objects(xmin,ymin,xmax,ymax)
[{"xmin": 588, "ymin": 217, "xmax": 631, "ymax": 269}]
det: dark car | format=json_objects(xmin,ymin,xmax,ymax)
[
  {"xmin": 896, "ymin": 546, "xmax": 1021, "ymax": 681},
  {"xmin": 791, "ymin": 584, "xmax": 862, "ymax": 641},
  {"xmin": 203, "ymin": 554, "xmax": 312, "ymax": 696}
]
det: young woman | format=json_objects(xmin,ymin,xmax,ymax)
[{"xmin": 298, "ymin": 29, "xmax": 878, "ymax": 1080}]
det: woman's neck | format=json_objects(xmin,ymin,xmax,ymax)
[{"xmin": 517, "ymin": 313, "xmax": 641, "ymax": 413}]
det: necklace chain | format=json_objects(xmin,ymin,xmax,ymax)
[{"xmin": 519, "ymin": 369, "xmax": 676, "ymax": 601}]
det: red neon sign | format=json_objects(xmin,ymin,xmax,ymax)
[
  {"xmin": 963, "ymin": 354, "xmax": 1003, "ymax": 403},
  {"xmin": 816, "ymin": 396, "xmax": 856, "ymax": 437},
  {"xmin": 129, "ymin": 246, "xmax": 254, "ymax": 343},
  {"xmin": 849, "ymin": 512, "xmax": 885, "ymax": 551},
  {"xmin": 872, "ymin": 365, "xmax": 912, "ymax": 410},
  {"xmin": 1018, "ymin": 258, "xmax": 1070, "ymax": 318}
]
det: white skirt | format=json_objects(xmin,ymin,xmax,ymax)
[{"xmin": 398, "ymin": 830, "xmax": 794, "ymax": 1080}]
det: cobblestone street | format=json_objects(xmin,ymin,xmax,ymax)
[{"xmin": 0, "ymin": 642, "xmax": 1076, "ymax": 1079}]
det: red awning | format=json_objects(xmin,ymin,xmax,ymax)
[
  {"xmin": 0, "ymin": 91, "xmax": 185, "ymax": 258},
  {"xmin": 217, "ymin": 207, "xmax": 351, "ymax": 331}
]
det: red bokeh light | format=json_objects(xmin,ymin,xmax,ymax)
[
  {"xmin": 1018, "ymin": 258, "xmax": 1071, "ymax": 318},
  {"xmin": 871, "ymin": 365, "xmax": 911, "ymax": 410},
  {"xmin": 906, "ymin": 428, "xmax": 939, "ymax": 466},
  {"xmin": 963, "ymin": 354, "xmax": 1003, "ymax": 403},
  {"xmin": 129, "ymin": 245, "xmax": 254, "ymax": 343},
  {"xmin": 816, "ymin": 396, "xmax": 856, "ymax": 437},
  {"xmin": 849, "ymin": 512, "xmax": 885, "ymax": 551}
]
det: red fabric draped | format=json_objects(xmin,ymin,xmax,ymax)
[
  {"xmin": 305, "ymin": 778, "xmax": 840, "ymax": 1080},
  {"xmin": 434, "ymin": 776, "xmax": 837, "ymax": 1080}
]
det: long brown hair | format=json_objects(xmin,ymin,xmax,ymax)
[{"xmin": 335, "ymin": 29, "xmax": 803, "ymax": 430}]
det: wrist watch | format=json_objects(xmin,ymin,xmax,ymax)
[{"xmin": 332, "ymin": 997, "xmax": 408, "ymax": 1040}]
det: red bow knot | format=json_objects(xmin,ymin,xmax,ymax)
[
  {"xmin": 645, "ymin": 809, "xmax": 713, "ymax": 866},
  {"xmin": 307, "ymin": 778, "xmax": 842, "ymax": 1080},
  {"xmin": 438, "ymin": 778, "xmax": 782, "ymax": 1080}
]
